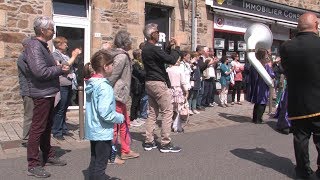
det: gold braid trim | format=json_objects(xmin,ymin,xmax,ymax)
[{"xmin": 289, "ymin": 112, "xmax": 320, "ymax": 120}]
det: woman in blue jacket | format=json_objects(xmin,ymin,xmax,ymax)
[{"xmin": 219, "ymin": 56, "xmax": 232, "ymax": 107}]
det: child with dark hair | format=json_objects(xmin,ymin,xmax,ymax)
[{"xmin": 84, "ymin": 50, "xmax": 124, "ymax": 180}]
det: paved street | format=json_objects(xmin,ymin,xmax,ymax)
[{"xmin": 0, "ymin": 102, "xmax": 318, "ymax": 179}]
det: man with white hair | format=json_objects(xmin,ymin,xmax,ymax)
[
  {"xmin": 24, "ymin": 16, "xmax": 70, "ymax": 178},
  {"xmin": 141, "ymin": 23, "xmax": 182, "ymax": 153}
]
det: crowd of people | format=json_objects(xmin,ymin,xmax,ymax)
[{"xmin": 16, "ymin": 12, "xmax": 320, "ymax": 179}]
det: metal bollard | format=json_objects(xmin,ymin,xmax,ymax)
[{"xmin": 78, "ymin": 86, "xmax": 84, "ymax": 140}]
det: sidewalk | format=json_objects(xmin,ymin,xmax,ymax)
[{"xmin": 0, "ymin": 101, "xmax": 273, "ymax": 159}]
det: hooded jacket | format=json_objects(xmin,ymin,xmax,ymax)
[
  {"xmin": 85, "ymin": 77, "xmax": 124, "ymax": 141},
  {"xmin": 107, "ymin": 48, "xmax": 132, "ymax": 104}
]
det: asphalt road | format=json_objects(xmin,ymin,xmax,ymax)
[{"xmin": 0, "ymin": 120, "xmax": 318, "ymax": 180}]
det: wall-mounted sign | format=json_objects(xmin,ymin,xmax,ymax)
[{"xmin": 207, "ymin": 0, "xmax": 320, "ymax": 23}]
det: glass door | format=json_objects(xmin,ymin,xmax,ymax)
[
  {"xmin": 55, "ymin": 26, "xmax": 85, "ymax": 106},
  {"xmin": 52, "ymin": 0, "xmax": 91, "ymax": 108}
]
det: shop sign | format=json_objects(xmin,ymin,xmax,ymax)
[
  {"xmin": 208, "ymin": 0, "xmax": 320, "ymax": 23},
  {"xmin": 243, "ymin": 1, "xmax": 301, "ymax": 21}
]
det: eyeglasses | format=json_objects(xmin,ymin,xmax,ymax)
[
  {"xmin": 47, "ymin": 28, "xmax": 55, "ymax": 33},
  {"xmin": 152, "ymin": 30, "xmax": 159, "ymax": 35}
]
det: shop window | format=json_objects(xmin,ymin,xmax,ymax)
[
  {"xmin": 53, "ymin": 0, "xmax": 87, "ymax": 17},
  {"xmin": 214, "ymin": 31, "xmax": 245, "ymax": 63}
]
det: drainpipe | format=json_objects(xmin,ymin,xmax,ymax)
[{"xmin": 191, "ymin": 0, "xmax": 196, "ymax": 51}]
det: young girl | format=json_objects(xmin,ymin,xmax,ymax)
[
  {"xmin": 84, "ymin": 50, "xmax": 124, "ymax": 180},
  {"xmin": 166, "ymin": 59, "xmax": 188, "ymax": 133}
]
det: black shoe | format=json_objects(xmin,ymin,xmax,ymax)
[
  {"xmin": 21, "ymin": 142, "xmax": 28, "ymax": 148},
  {"xmin": 143, "ymin": 141, "xmax": 157, "ymax": 151},
  {"xmin": 295, "ymin": 167, "xmax": 314, "ymax": 180},
  {"xmin": 256, "ymin": 120, "xmax": 265, "ymax": 124},
  {"xmin": 45, "ymin": 157, "xmax": 67, "ymax": 166},
  {"xmin": 160, "ymin": 142, "xmax": 181, "ymax": 153},
  {"xmin": 277, "ymin": 128, "xmax": 290, "ymax": 135},
  {"xmin": 316, "ymin": 169, "xmax": 320, "ymax": 178},
  {"xmin": 53, "ymin": 135, "xmax": 65, "ymax": 140},
  {"xmin": 27, "ymin": 166, "xmax": 51, "ymax": 178},
  {"xmin": 196, "ymin": 106, "xmax": 206, "ymax": 111}
]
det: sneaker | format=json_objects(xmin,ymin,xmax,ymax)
[
  {"xmin": 220, "ymin": 104, "xmax": 226, "ymax": 108},
  {"xmin": 131, "ymin": 119, "xmax": 143, "ymax": 127},
  {"xmin": 212, "ymin": 102, "xmax": 218, "ymax": 106},
  {"xmin": 160, "ymin": 142, "xmax": 181, "ymax": 153},
  {"xmin": 192, "ymin": 110, "xmax": 200, "ymax": 114},
  {"xmin": 236, "ymin": 102, "xmax": 242, "ymax": 105},
  {"xmin": 189, "ymin": 110, "xmax": 194, "ymax": 115},
  {"xmin": 196, "ymin": 106, "xmax": 206, "ymax": 111},
  {"xmin": 143, "ymin": 141, "xmax": 157, "ymax": 151},
  {"xmin": 53, "ymin": 135, "xmax": 65, "ymax": 141},
  {"xmin": 208, "ymin": 103, "xmax": 215, "ymax": 107},
  {"xmin": 225, "ymin": 103, "xmax": 230, "ymax": 107},
  {"xmin": 27, "ymin": 166, "xmax": 51, "ymax": 178},
  {"xmin": 45, "ymin": 157, "xmax": 67, "ymax": 166},
  {"xmin": 121, "ymin": 150, "xmax": 140, "ymax": 160},
  {"xmin": 231, "ymin": 102, "xmax": 235, "ymax": 105},
  {"xmin": 108, "ymin": 156, "xmax": 125, "ymax": 165}
]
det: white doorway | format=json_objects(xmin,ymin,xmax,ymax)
[{"xmin": 52, "ymin": 0, "xmax": 91, "ymax": 108}]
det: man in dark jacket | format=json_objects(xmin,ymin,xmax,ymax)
[
  {"xmin": 280, "ymin": 12, "xmax": 320, "ymax": 179},
  {"xmin": 141, "ymin": 23, "xmax": 181, "ymax": 153},
  {"xmin": 25, "ymin": 16, "xmax": 70, "ymax": 178},
  {"xmin": 17, "ymin": 38, "xmax": 33, "ymax": 147}
]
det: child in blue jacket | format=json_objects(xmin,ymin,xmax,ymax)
[{"xmin": 84, "ymin": 50, "xmax": 124, "ymax": 180}]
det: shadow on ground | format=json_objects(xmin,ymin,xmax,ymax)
[
  {"xmin": 218, "ymin": 113, "xmax": 252, "ymax": 123},
  {"xmin": 82, "ymin": 169, "xmax": 121, "ymax": 180},
  {"xmin": 67, "ymin": 122, "xmax": 79, "ymax": 131},
  {"xmin": 230, "ymin": 147, "xmax": 295, "ymax": 179},
  {"xmin": 53, "ymin": 146, "xmax": 72, "ymax": 158}
]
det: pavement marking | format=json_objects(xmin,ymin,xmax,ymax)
[
  {"xmin": 2, "ymin": 123, "xmax": 20, "ymax": 141},
  {"xmin": 11, "ymin": 122, "xmax": 23, "ymax": 139},
  {"xmin": 0, "ymin": 124, "xmax": 10, "ymax": 141}
]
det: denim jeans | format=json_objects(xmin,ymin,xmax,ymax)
[
  {"xmin": 188, "ymin": 89, "xmax": 199, "ymax": 110},
  {"xmin": 196, "ymin": 80, "xmax": 205, "ymax": 107},
  {"xmin": 88, "ymin": 140, "xmax": 111, "ymax": 180},
  {"xmin": 139, "ymin": 93, "xmax": 148, "ymax": 119},
  {"xmin": 52, "ymin": 85, "xmax": 72, "ymax": 136}
]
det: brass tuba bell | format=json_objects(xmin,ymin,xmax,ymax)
[{"xmin": 244, "ymin": 23, "xmax": 274, "ymax": 87}]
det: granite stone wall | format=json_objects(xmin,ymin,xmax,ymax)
[{"xmin": 0, "ymin": 0, "xmax": 52, "ymax": 121}]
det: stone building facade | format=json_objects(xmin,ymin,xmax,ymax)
[{"xmin": 0, "ymin": 0, "xmax": 319, "ymax": 122}]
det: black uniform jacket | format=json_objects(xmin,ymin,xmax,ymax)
[{"xmin": 280, "ymin": 32, "xmax": 320, "ymax": 120}]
